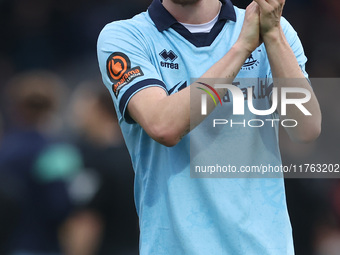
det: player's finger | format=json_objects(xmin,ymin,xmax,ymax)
[
  {"xmin": 264, "ymin": 0, "xmax": 284, "ymax": 7},
  {"xmin": 253, "ymin": 0, "xmax": 271, "ymax": 10},
  {"xmin": 246, "ymin": 1, "xmax": 255, "ymax": 9},
  {"xmin": 257, "ymin": 0, "xmax": 285, "ymax": 10},
  {"xmin": 264, "ymin": 0, "xmax": 276, "ymax": 4},
  {"xmin": 265, "ymin": 0, "xmax": 285, "ymax": 5},
  {"xmin": 254, "ymin": 3, "xmax": 260, "ymax": 13},
  {"xmin": 247, "ymin": 1, "xmax": 260, "ymax": 12}
]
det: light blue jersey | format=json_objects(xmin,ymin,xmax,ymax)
[{"xmin": 97, "ymin": 0, "xmax": 308, "ymax": 254}]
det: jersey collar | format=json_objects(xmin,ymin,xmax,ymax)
[{"xmin": 148, "ymin": 0, "xmax": 236, "ymax": 32}]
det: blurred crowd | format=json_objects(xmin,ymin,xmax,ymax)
[{"xmin": 0, "ymin": 0, "xmax": 339, "ymax": 255}]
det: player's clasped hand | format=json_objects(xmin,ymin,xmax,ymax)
[
  {"xmin": 253, "ymin": 0, "xmax": 285, "ymax": 38},
  {"xmin": 237, "ymin": 1, "xmax": 261, "ymax": 54},
  {"xmin": 238, "ymin": 0, "xmax": 285, "ymax": 54}
]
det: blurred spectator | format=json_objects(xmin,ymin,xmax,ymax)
[
  {"xmin": 60, "ymin": 82, "xmax": 138, "ymax": 255},
  {"xmin": 0, "ymin": 71, "xmax": 82, "ymax": 255},
  {"xmin": 0, "ymin": 0, "xmax": 151, "ymax": 73}
]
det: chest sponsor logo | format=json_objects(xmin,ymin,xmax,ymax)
[
  {"xmin": 159, "ymin": 49, "xmax": 179, "ymax": 70},
  {"xmin": 106, "ymin": 52, "xmax": 144, "ymax": 97}
]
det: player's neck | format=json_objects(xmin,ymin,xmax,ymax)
[{"xmin": 162, "ymin": 0, "xmax": 221, "ymax": 24}]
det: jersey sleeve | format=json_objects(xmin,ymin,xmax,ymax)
[{"xmin": 97, "ymin": 21, "xmax": 168, "ymax": 124}]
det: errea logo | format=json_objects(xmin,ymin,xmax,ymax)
[
  {"xmin": 159, "ymin": 49, "xmax": 179, "ymax": 70},
  {"xmin": 159, "ymin": 49, "xmax": 177, "ymax": 62}
]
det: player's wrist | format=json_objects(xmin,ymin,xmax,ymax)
[
  {"xmin": 262, "ymin": 26, "xmax": 285, "ymax": 45},
  {"xmin": 233, "ymin": 39, "xmax": 256, "ymax": 57}
]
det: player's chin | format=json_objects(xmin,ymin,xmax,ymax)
[{"xmin": 171, "ymin": 0, "xmax": 201, "ymax": 6}]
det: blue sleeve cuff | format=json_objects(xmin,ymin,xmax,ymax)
[{"xmin": 119, "ymin": 78, "xmax": 168, "ymax": 124}]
